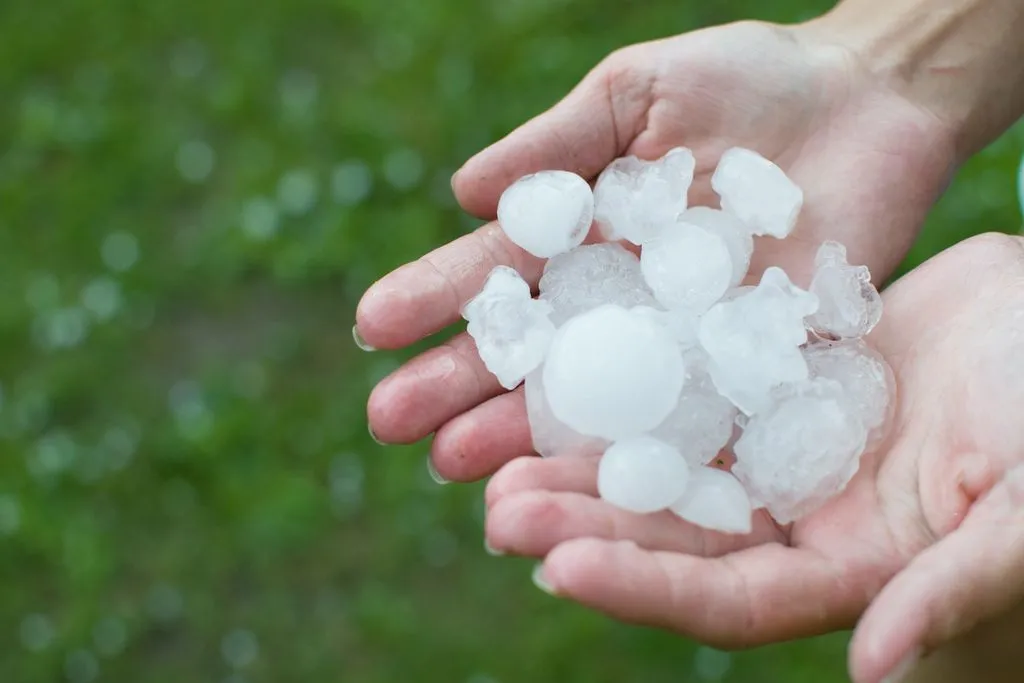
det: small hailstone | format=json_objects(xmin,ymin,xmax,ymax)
[
  {"xmin": 711, "ymin": 147, "xmax": 802, "ymax": 239},
  {"xmin": 462, "ymin": 266, "xmax": 556, "ymax": 390},
  {"xmin": 594, "ymin": 148, "xmax": 696, "ymax": 245},
  {"xmin": 539, "ymin": 243, "xmax": 656, "ymax": 327},
  {"xmin": 598, "ymin": 436, "xmax": 691, "ymax": 513},
  {"xmin": 733, "ymin": 377, "xmax": 868, "ymax": 524},
  {"xmin": 670, "ymin": 467, "xmax": 753, "ymax": 534},
  {"xmin": 640, "ymin": 222, "xmax": 733, "ymax": 313},
  {"xmin": 804, "ymin": 339, "xmax": 894, "ymax": 440},
  {"xmin": 678, "ymin": 207, "xmax": 753, "ymax": 287},
  {"xmin": 524, "ymin": 368, "xmax": 608, "ymax": 458},
  {"xmin": 630, "ymin": 305, "xmax": 699, "ymax": 349},
  {"xmin": 543, "ymin": 304, "xmax": 686, "ymax": 440},
  {"xmin": 699, "ymin": 267, "xmax": 819, "ymax": 414},
  {"xmin": 651, "ymin": 361, "xmax": 737, "ymax": 466},
  {"xmin": 496, "ymin": 171, "xmax": 594, "ymax": 258},
  {"xmin": 807, "ymin": 241, "xmax": 883, "ymax": 339}
]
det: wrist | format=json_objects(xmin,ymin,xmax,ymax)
[{"xmin": 803, "ymin": 0, "xmax": 1024, "ymax": 165}]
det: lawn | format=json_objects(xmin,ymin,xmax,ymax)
[{"xmin": 0, "ymin": 0, "xmax": 1021, "ymax": 682}]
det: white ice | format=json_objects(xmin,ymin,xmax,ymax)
[
  {"xmin": 711, "ymin": 147, "xmax": 802, "ymax": 239},
  {"xmin": 524, "ymin": 368, "xmax": 608, "ymax": 458},
  {"xmin": 640, "ymin": 222, "xmax": 733, "ymax": 313},
  {"xmin": 804, "ymin": 339, "xmax": 894, "ymax": 441},
  {"xmin": 462, "ymin": 266, "xmax": 556, "ymax": 390},
  {"xmin": 594, "ymin": 148, "xmax": 695, "ymax": 245},
  {"xmin": 543, "ymin": 304, "xmax": 686, "ymax": 440},
  {"xmin": 678, "ymin": 207, "xmax": 754, "ymax": 287},
  {"xmin": 651, "ymin": 358, "xmax": 737, "ymax": 466},
  {"xmin": 670, "ymin": 466, "xmax": 753, "ymax": 534},
  {"xmin": 732, "ymin": 377, "xmax": 868, "ymax": 524},
  {"xmin": 699, "ymin": 267, "xmax": 819, "ymax": 414},
  {"xmin": 630, "ymin": 305, "xmax": 700, "ymax": 350},
  {"xmin": 807, "ymin": 241, "xmax": 883, "ymax": 339},
  {"xmin": 496, "ymin": 170, "xmax": 594, "ymax": 258},
  {"xmin": 598, "ymin": 435, "xmax": 692, "ymax": 513},
  {"xmin": 539, "ymin": 243, "xmax": 656, "ymax": 326}
]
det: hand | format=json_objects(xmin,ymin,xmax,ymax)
[
  {"xmin": 483, "ymin": 232, "xmax": 1024, "ymax": 683},
  {"xmin": 355, "ymin": 19, "xmax": 955, "ymax": 481}
]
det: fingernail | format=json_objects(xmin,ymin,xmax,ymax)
[
  {"xmin": 368, "ymin": 423, "xmax": 385, "ymax": 445},
  {"xmin": 881, "ymin": 648, "xmax": 922, "ymax": 683},
  {"xmin": 426, "ymin": 457, "xmax": 449, "ymax": 485},
  {"xmin": 531, "ymin": 564, "xmax": 557, "ymax": 596},
  {"xmin": 484, "ymin": 538, "xmax": 505, "ymax": 557},
  {"xmin": 352, "ymin": 325, "xmax": 376, "ymax": 352}
]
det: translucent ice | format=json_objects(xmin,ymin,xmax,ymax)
[
  {"xmin": 651, "ymin": 361, "xmax": 737, "ymax": 466},
  {"xmin": 598, "ymin": 436, "xmax": 691, "ymax": 513},
  {"xmin": 699, "ymin": 267, "xmax": 819, "ymax": 414},
  {"xmin": 678, "ymin": 207, "xmax": 754, "ymax": 287},
  {"xmin": 543, "ymin": 304, "xmax": 686, "ymax": 440},
  {"xmin": 496, "ymin": 170, "xmax": 594, "ymax": 258},
  {"xmin": 640, "ymin": 222, "xmax": 733, "ymax": 313},
  {"xmin": 594, "ymin": 148, "xmax": 696, "ymax": 245},
  {"xmin": 539, "ymin": 243, "xmax": 656, "ymax": 327},
  {"xmin": 804, "ymin": 339, "xmax": 894, "ymax": 439},
  {"xmin": 462, "ymin": 266, "xmax": 556, "ymax": 390},
  {"xmin": 711, "ymin": 147, "xmax": 802, "ymax": 239},
  {"xmin": 630, "ymin": 305, "xmax": 700, "ymax": 350},
  {"xmin": 670, "ymin": 467, "xmax": 753, "ymax": 534},
  {"xmin": 807, "ymin": 241, "xmax": 883, "ymax": 339},
  {"xmin": 524, "ymin": 368, "xmax": 608, "ymax": 458},
  {"xmin": 733, "ymin": 377, "xmax": 868, "ymax": 524}
]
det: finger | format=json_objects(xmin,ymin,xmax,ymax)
[
  {"xmin": 452, "ymin": 48, "xmax": 653, "ymax": 218},
  {"xmin": 539, "ymin": 538, "xmax": 864, "ymax": 649},
  {"xmin": 849, "ymin": 464, "xmax": 1024, "ymax": 683},
  {"xmin": 430, "ymin": 389, "xmax": 533, "ymax": 482},
  {"xmin": 487, "ymin": 489, "xmax": 773, "ymax": 559},
  {"xmin": 485, "ymin": 454, "xmax": 600, "ymax": 509},
  {"xmin": 355, "ymin": 221, "xmax": 543, "ymax": 350},
  {"xmin": 367, "ymin": 333, "xmax": 504, "ymax": 444}
]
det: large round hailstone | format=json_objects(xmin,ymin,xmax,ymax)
[
  {"xmin": 543, "ymin": 304, "xmax": 686, "ymax": 440},
  {"xmin": 641, "ymin": 223, "xmax": 733, "ymax": 312},
  {"xmin": 496, "ymin": 171, "xmax": 594, "ymax": 258},
  {"xmin": 670, "ymin": 467, "xmax": 752, "ymax": 534},
  {"xmin": 598, "ymin": 436, "xmax": 692, "ymax": 513}
]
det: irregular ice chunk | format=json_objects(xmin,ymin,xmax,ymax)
[
  {"xmin": 598, "ymin": 436, "xmax": 691, "ymax": 513},
  {"xmin": 804, "ymin": 339, "xmax": 894, "ymax": 441},
  {"xmin": 630, "ymin": 305, "xmax": 699, "ymax": 349},
  {"xmin": 539, "ymin": 243, "xmax": 656, "ymax": 326},
  {"xmin": 543, "ymin": 304, "xmax": 686, "ymax": 440},
  {"xmin": 651, "ymin": 361, "xmax": 737, "ymax": 465},
  {"xmin": 733, "ymin": 377, "xmax": 868, "ymax": 524},
  {"xmin": 640, "ymin": 223, "xmax": 733, "ymax": 313},
  {"xmin": 462, "ymin": 266, "xmax": 556, "ymax": 390},
  {"xmin": 678, "ymin": 207, "xmax": 754, "ymax": 287},
  {"xmin": 594, "ymin": 148, "xmax": 696, "ymax": 245},
  {"xmin": 670, "ymin": 467, "xmax": 753, "ymax": 534},
  {"xmin": 807, "ymin": 241, "xmax": 883, "ymax": 339},
  {"xmin": 524, "ymin": 368, "xmax": 608, "ymax": 458},
  {"xmin": 711, "ymin": 147, "xmax": 802, "ymax": 239},
  {"xmin": 496, "ymin": 171, "xmax": 594, "ymax": 258},
  {"xmin": 699, "ymin": 267, "xmax": 819, "ymax": 414}
]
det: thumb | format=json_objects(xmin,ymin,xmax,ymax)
[
  {"xmin": 848, "ymin": 463, "xmax": 1024, "ymax": 683},
  {"xmin": 452, "ymin": 47, "xmax": 652, "ymax": 219}
]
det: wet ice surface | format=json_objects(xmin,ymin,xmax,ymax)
[
  {"xmin": 462, "ymin": 266, "xmax": 556, "ymax": 390},
  {"xmin": 594, "ymin": 148, "xmax": 695, "ymax": 245},
  {"xmin": 497, "ymin": 170, "xmax": 594, "ymax": 258},
  {"xmin": 459, "ymin": 146, "xmax": 894, "ymax": 530},
  {"xmin": 808, "ymin": 241, "xmax": 883, "ymax": 339}
]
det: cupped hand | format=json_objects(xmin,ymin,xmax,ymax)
[
  {"xmin": 356, "ymin": 19, "xmax": 956, "ymax": 483},
  {"xmin": 483, "ymin": 233, "xmax": 1024, "ymax": 683}
]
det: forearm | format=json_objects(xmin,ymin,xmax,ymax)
[{"xmin": 808, "ymin": 0, "xmax": 1024, "ymax": 164}]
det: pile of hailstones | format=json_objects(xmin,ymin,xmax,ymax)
[{"xmin": 462, "ymin": 147, "xmax": 894, "ymax": 533}]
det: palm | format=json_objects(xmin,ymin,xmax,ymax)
[{"xmin": 483, "ymin": 234, "xmax": 1024, "ymax": 683}]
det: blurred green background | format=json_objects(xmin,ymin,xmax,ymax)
[{"xmin": 0, "ymin": 0, "xmax": 1021, "ymax": 681}]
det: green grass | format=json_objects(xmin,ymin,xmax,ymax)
[{"xmin": 0, "ymin": 0, "xmax": 1020, "ymax": 682}]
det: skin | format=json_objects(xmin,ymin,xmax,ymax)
[{"xmin": 355, "ymin": 3, "xmax": 1024, "ymax": 682}]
